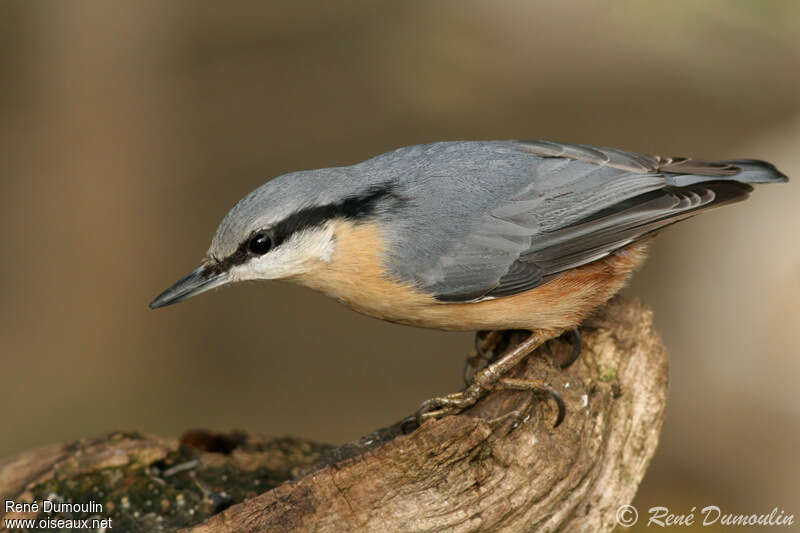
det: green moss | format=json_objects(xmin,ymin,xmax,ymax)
[{"xmin": 598, "ymin": 364, "xmax": 618, "ymax": 382}]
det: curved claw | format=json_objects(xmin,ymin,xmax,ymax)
[
  {"xmin": 542, "ymin": 387, "xmax": 567, "ymax": 428},
  {"xmin": 496, "ymin": 377, "xmax": 567, "ymax": 428},
  {"xmin": 399, "ymin": 415, "xmax": 421, "ymax": 434},
  {"xmin": 415, "ymin": 391, "xmax": 470, "ymax": 424},
  {"xmin": 558, "ymin": 327, "xmax": 582, "ymax": 369}
]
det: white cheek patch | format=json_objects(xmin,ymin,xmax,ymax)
[{"xmin": 229, "ymin": 224, "xmax": 335, "ymax": 281}]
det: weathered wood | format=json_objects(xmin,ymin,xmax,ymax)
[{"xmin": 0, "ymin": 298, "xmax": 668, "ymax": 533}]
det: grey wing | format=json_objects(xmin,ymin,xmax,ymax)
[{"xmin": 428, "ymin": 140, "xmax": 772, "ymax": 302}]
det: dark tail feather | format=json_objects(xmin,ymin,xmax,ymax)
[
  {"xmin": 695, "ymin": 180, "xmax": 754, "ymax": 209},
  {"xmin": 666, "ymin": 159, "xmax": 788, "ymax": 187},
  {"xmin": 721, "ymin": 159, "xmax": 789, "ymax": 184}
]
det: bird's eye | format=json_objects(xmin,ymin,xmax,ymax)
[{"xmin": 248, "ymin": 232, "xmax": 273, "ymax": 255}]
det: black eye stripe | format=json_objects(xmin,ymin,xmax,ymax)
[
  {"xmin": 206, "ymin": 182, "xmax": 405, "ymax": 276},
  {"xmin": 269, "ymin": 183, "xmax": 401, "ymax": 246}
]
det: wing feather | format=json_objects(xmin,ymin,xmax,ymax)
[
  {"xmin": 430, "ymin": 141, "xmax": 757, "ymax": 302},
  {"xmin": 517, "ymin": 140, "xmax": 741, "ymax": 176}
]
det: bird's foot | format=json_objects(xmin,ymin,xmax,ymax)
[
  {"xmin": 417, "ymin": 374, "xmax": 566, "ymax": 427},
  {"xmin": 418, "ymin": 330, "xmax": 565, "ymax": 426},
  {"xmin": 416, "ymin": 380, "xmax": 485, "ymax": 422}
]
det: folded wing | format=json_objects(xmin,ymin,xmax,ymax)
[{"xmin": 429, "ymin": 141, "xmax": 784, "ymax": 302}]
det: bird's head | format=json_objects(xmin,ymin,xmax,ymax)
[{"xmin": 149, "ymin": 168, "xmax": 400, "ymax": 309}]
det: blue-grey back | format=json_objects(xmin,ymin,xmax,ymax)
[
  {"xmin": 210, "ymin": 140, "xmax": 786, "ymax": 302},
  {"xmin": 360, "ymin": 141, "xmax": 785, "ymax": 301}
]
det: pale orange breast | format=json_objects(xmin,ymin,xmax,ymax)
[{"xmin": 293, "ymin": 220, "xmax": 650, "ymax": 331}]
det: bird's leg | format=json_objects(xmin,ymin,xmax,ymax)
[
  {"xmin": 463, "ymin": 330, "xmax": 503, "ymax": 385},
  {"xmin": 418, "ymin": 330, "xmax": 557, "ymax": 422}
]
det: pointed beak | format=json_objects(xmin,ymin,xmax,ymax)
[{"xmin": 149, "ymin": 265, "xmax": 229, "ymax": 309}]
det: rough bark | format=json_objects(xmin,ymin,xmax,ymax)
[{"xmin": 0, "ymin": 298, "xmax": 668, "ymax": 533}]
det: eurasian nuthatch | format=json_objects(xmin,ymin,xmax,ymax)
[{"xmin": 150, "ymin": 140, "xmax": 788, "ymax": 422}]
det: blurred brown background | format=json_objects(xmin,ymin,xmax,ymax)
[{"xmin": 2, "ymin": 1, "xmax": 799, "ymax": 529}]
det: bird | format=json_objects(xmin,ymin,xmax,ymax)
[{"xmin": 149, "ymin": 140, "xmax": 788, "ymax": 423}]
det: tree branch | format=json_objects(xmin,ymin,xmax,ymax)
[{"xmin": 0, "ymin": 297, "xmax": 668, "ymax": 533}]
